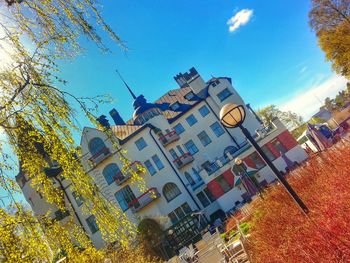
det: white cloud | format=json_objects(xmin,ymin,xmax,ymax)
[
  {"xmin": 299, "ymin": 66, "xmax": 308, "ymax": 74},
  {"xmin": 278, "ymin": 74, "xmax": 347, "ymax": 120},
  {"xmin": 227, "ymin": 9, "xmax": 253, "ymax": 32}
]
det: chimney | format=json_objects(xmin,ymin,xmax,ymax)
[
  {"xmin": 109, "ymin": 108, "xmax": 125, "ymax": 125},
  {"xmin": 96, "ymin": 115, "xmax": 110, "ymax": 128}
]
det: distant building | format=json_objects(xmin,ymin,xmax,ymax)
[
  {"xmin": 17, "ymin": 67, "xmax": 308, "ymax": 249},
  {"xmin": 312, "ymin": 107, "xmax": 332, "ymax": 122}
]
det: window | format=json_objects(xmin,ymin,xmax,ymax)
[
  {"xmin": 192, "ymin": 168, "xmax": 202, "ymax": 181},
  {"xmin": 152, "ymin": 155, "xmax": 164, "ymax": 170},
  {"xmin": 144, "ymin": 160, "xmax": 157, "ymax": 175},
  {"xmin": 261, "ymin": 145, "xmax": 275, "ymax": 161},
  {"xmin": 184, "ymin": 140, "xmax": 199, "ymax": 155},
  {"xmin": 211, "ymin": 79, "xmax": 220, "ymax": 87},
  {"xmin": 186, "ymin": 114, "xmax": 198, "ymax": 126},
  {"xmin": 89, "ymin": 137, "xmax": 106, "ymax": 156},
  {"xmin": 271, "ymin": 139, "xmax": 287, "ymax": 154},
  {"xmin": 168, "ymin": 202, "xmax": 192, "ymax": 224},
  {"xmin": 169, "ymin": 149, "xmax": 178, "ymax": 160},
  {"xmin": 54, "ymin": 210, "xmax": 69, "ymax": 221},
  {"xmin": 198, "ymin": 105, "xmax": 210, "ymax": 117},
  {"xmin": 181, "ymin": 203, "xmax": 192, "ymax": 214},
  {"xmin": 163, "ymin": 183, "xmax": 181, "ymax": 202},
  {"xmin": 250, "ymin": 152, "xmax": 265, "ymax": 169},
  {"xmin": 210, "ymin": 122, "xmax": 225, "ymax": 137},
  {"xmin": 135, "ymin": 138, "xmax": 147, "ymax": 151},
  {"xmin": 168, "ymin": 211, "xmax": 178, "ymax": 224},
  {"xmin": 176, "ymin": 145, "xmax": 185, "ymax": 155},
  {"xmin": 173, "ymin": 123, "xmax": 185, "ymax": 134},
  {"xmin": 86, "ymin": 215, "xmax": 99, "ymax": 234},
  {"xmin": 197, "ymin": 192, "xmax": 210, "ymax": 207},
  {"xmin": 204, "ymin": 187, "xmax": 216, "ymax": 202},
  {"xmin": 170, "ymin": 102, "xmax": 180, "ymax": 111},
  {"xmin": 174, "ymin": 207, "xmax": 186, "ymax": 219},
  {"xmin": 102, "ymin": 163, "xmax": 121, "ymax": 185},
  {"xmin": 72, "ymin": 191, "xmax": 84, "ymax": 207},
  {"xmin": 198, "ymin": 131, "xmax": 212, "ymax": 146},
  {"xmin": 185, "ymin": 91, "xmax": 195, "ymax": 100},
  {"xmin": 185, "ymin": 172, "xmax": 195, "ymax": 185},
  {"xmin": 115, "ymin": 186, "xmax": 136, "ymax": 212},
  {"xmin": 217, "ymin": 88, "xmax": 232, "ymax": 102},
  {"xmin": 216, "ymin": 175, "xmax": 231, "ymax": 193}
]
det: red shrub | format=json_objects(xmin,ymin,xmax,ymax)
[{"xmin": 246, "ymin": 142, "xmax": 350, "ymax": 263}]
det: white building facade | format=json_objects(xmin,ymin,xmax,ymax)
[{"xmin": 17, "ymin": 67, "xmax": 308, "ymax": 249}]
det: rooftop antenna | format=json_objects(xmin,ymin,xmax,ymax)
[{"xmin": 115, "ymin": 69, "xmax": 137, "ymax": 100}]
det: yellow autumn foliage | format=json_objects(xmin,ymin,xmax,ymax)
[{"xmin": 0, "ymin": 0, "xmax": 154, "ymax": 261}]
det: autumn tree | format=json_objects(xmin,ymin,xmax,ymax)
[
  {"xmin": 335, "ymin": 90, "xmax": 347, "ymax": 108},
  {"xmin": 309, "ymin": 0, "xmax": 350, "ymax": 78},
  {"xmin": 0, "ymin": 1, "xmax": 150, "ymax": 261},
  {"xmin": 257, "ymin": 104, "xmax": 303, "ymax": 130},
  {"xmin": 324, "ymin": 96, "xmax": 335, "ymax": 112}
]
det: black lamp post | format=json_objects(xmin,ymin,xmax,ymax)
[{"xmin": 220, "ymin": 103, "xmax": 309, "ymax": 214}]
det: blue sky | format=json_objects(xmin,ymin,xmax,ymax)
[
  {"xmin": 58, "ymin": 0, "xmax": 347, "ymax": 129},
  {"xmin": 2, "ymin": 0, "xmax": 348, "ymax": 205}
]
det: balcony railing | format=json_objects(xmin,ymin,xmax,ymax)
[
  {"xmin": 88, "ymin": 147, "xmax": 111, "ymax": 166},
  {"xmin": 128, "ymin": 187, "xmax": 160, "ymax": 212},
  {"xmin": 158, "ymin": 131, "xmax": 180, "ymax": 146},
  {"xmin": 253, "ymin": 123, "xmax": 277, "ymax": 140},
  {"xmin": 173, "ymin": 152, "xmax": 194, "ymax": 169},
  {"xmin": 113, "ymin": 161, "xmax": 144, "ymax": 186},
  {"xmin": 202, "ymin": 155, "xmax": 231, "ymax": 176}
]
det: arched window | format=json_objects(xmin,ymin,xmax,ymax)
[
  {"xmin": 224, "ymin": 146, "xmax": 238, "ymax": 157},
  {"xmin": 89, "ymin": 137, "xmax": 106, "ymax": 156},
  {"xmin": 163, "ymin": 183, "xmax": 181, "ymax": 202},
  {"xmin": 102, "ymin": 163, "xmax": 121, "ymax": 185}
]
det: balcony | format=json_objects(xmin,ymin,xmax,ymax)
[
  {"xmin": 113, "ymin": 161, "xmax": 144, "ymax": 186},
  {"xmin": 201, "ymin": 155, "xmax": 232, "ymax": 176},
  {"xmin": 159, "ymin": 130, "xmax": 180, "ymax": 146},
  {"xmin": 173, "ymin": 152, "xmax": 194, "ymax": 169},
  {"xmin": 128, "ymin": 188, "xmax": 160, "ymax": 212},
  {"xmin": 127, "ymin": 161, "xmax": 144, "ymax": 174},
  {"xmin": 89, "ymin": 147, "xmax": 111, "ymax": 166},
  {"xmin": 253, "ymin": 123, "xmax": 277, "ymax": 140},
  {"xmin": 114, "ymin": 173, "xmax": 131, "ymax": 186}
]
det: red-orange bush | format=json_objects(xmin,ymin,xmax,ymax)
[{"xmin": 246, "ymin": 141, "xmax": 350, "ymax": 263}]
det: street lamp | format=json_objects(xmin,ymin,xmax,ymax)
[{"xmin": 220, "ymin": 103, "xmax": 309, "ymax": 214}]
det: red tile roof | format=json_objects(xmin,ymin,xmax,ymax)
[{"xmin": 111, "ymin": 124, "xmax": 143, "ymax": 140}]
